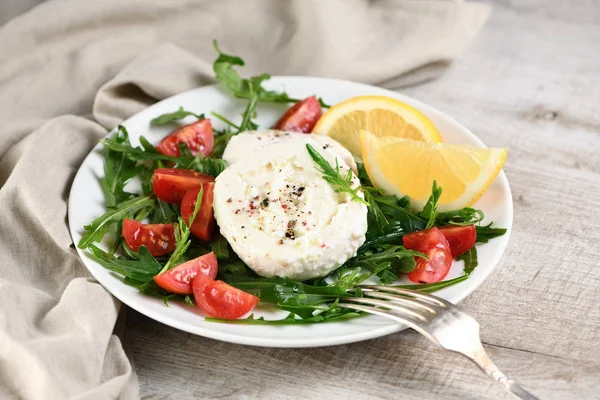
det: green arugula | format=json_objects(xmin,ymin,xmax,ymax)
[
  {"xmin": 223, "ymin": 274, "xmax": 364, "ymax": 319},
  {"xmin": 151, "ymin": 107, "xmax": 204, "ymax": 126},
  {"xmin": 306, "ymin": 143, "xmax": 369, "ymax": 206},
  {"xmin": 436, "ymin": 207, "xmax": 484, "ymax": 226},
  {"xmin": 88, "ymin": 244, "xmax": 162, "ymax": 283},
  {"xmin": 347, "ymin": 245, "xmax": 424, "ymax": 285},
  {"xmin": 392, "ymin": 274, "xmax": 470, "ymax": 293},
  {"xmin": 102, "ymin": 129, "xmax": 225, "ymax": 177},
  {"xmin": 159, "ymin": 187, "xmax": 204, "ymax": 274},
  {"xmin": 369, "ymin": 189, "xmax": 426, "ymax": 234},
  {"xmin": 211, "ymin": 131, "xmax": 236, "ymax": 159},
  {"xmin": 208, "ymin": 235, "xmax": 230, "ymax": 259},
  {"xmin": 212, "ymin": 40, "xmax": 330, "ymax": 107},
  {"xmin": 357, "ymin": 231, "xmax": 404, "ymax": 254},
  {"xmin": 208, "ymin": 307, "xmax": 362, "ymax": 325},
  {"xmin": 457, "ymin": 247, "xmax": 478, "ymax": 274},
  {"xmin": 148, "ymin": 199, "xmax": 179, "ymax": 224},
  {"xmin": 177, "ymin": 143, "xmax": 227, "ymax": 176},
  {"xmin": 100, "ymin": 126, "xmax": 141, "ymax": 207},
  {"xmin": 350, "ymin": 246, "xmax": 424, "ymax": 273},
  {"xmin": 78, "ymin": 195, "xmax": 155, "ymax": 249},
  {"xmin": 238, "ymin": 91, "xmax": 259, "ymax": 132},
  {"xmin": 476, "ymin": 223, "xmax": 508, "ymax": 243},
  {"xmin": 364, "ymin": 189, "xmax": 391, "ymax": 236},
  {"xmin": 419, "ymin": 181, "xmax": 442, "ymax": 229}
]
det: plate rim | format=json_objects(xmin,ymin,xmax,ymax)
[{"xmin": 68, "ymin": 76, "xmax": 513, "ymax": 348}]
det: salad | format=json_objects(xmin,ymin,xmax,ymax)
[{"xmin": 77, "ymin": 41, "xmax": 507, "ymax": 324}]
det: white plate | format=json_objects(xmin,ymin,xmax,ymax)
[{"xmin": 68, "ymin": 77, "xmax": 513, "ymax": 348}]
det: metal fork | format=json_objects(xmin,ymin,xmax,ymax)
[{"xmin": 339, "ymin": 286, "xmax": 540, "ymax": 400}]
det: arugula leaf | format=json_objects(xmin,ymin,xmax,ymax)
[
  {"xmin": 208, "ymin": 235, "xmax": 230, "ymax": 259},
  {"xmin": 208, "ymin": 307, "xmax": 362, "ymax": 325},
  {"xmin": 212, "ymin": 40, "xmax": 330, "ymax": 107},
  {"xmin": 177, "ymin": 143, "xmax": 227, "ymax": 176},
  {"xmin": 329, "ymin": 245, "xmax": 423, "ymax": 287},
  {"xmin": 419, "ymin": 181, "xmax": 442, "ymax": 229},
  {"xmin": 218, "ymin": 259, "xmax": 255, "ymax": 278},
  {"xmin": 225, "ymin": 276, "xmax": 345, "ymax": 302},
  {"xmin": 210, "ymin": 111, "xmax": 240, "ymax": 130},
  {"xmin": 457, "ymin": 247, "xmax": 478, "ymax": 274},
  {"xmin": 357, "ymin": 231, "xmax": 404, "ymax": 254},
  {"xmin": 369, "ymin": 190, "xmax": 426, "ymax": 233},
  {"xmin": 78, "ymin": 195, "xmax": 155, "ymax": 249},
  {"xmin": 238, "ymin": 91, "xmax": 259, "ymax": 132},
  {"xmin": 102, "ymin": 134, "xmax": 179, "ymax": 163},
  {"xmin": 306, "ymin": 144, "xmax": 368, "ymax": 206},
  {"xmin": 222, "ymin": 272, "xmax": 367, "ymax": 319},
  {"xmin": 436, "ymin": 207, "xmax": 484, "ymax": 226},
  {"xmin": 356, "ymin": 162, "xmax": 373, "ymax": 186},
  {"xmin": 102, "ymin": 134, "xmax": 225, "ymax": 177},
  {"xmin": 159, "ymin": 188, "xmax": 203, "ymax": 274},
  {"xmin": 204, "ymin": 92, "xmax": 259, "ymax": 157},
  {"xmin": 364, "ymin": 189, "xmax": 390, "ymax": 237},
  {"xmin": 350, "ymin": 245, "xmax": 423, "ymax": 284},
  {"xmin": 148, "ymin": 199, "xmax": 179, "ymax": 224},
  {"xmin": 211, "ymin": 131, "xmax": 235, "ymax": 159},
  {"xmin": 392, "ymin": 274, "xmax": 470, "ymax": 293},
  {"xmin": 151, "ymin": 107, "xmax": 204, "ymax": 126},
  {"xmin": 351, "ymin": 246, "xmax": 425, "ymax": 271},
  {"xmin": 476, "ymin": 223, "xmax": 507, "ymax": 243},
  {"xmin": 88, "ymin": 245, "xmax": 162, "ymax": 283},
  {"xmin": 100, "ymin": 126, "xmax": 141, "ymax": 207}
]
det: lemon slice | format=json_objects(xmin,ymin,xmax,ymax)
[
  {"xmin": 312, "ymin": 95, "xmax": 442, "ymax": 156},
  {"xmin": 360, "ymin": 130, "xmax": 507, "ymax": 211}
]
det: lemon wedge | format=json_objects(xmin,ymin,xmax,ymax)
[
  {"xmin": 360, "ymin": 130, "xmax": 507, "ymax": 211},
  {"xmin": 312, "ymin": 95, "xmax": 442, "ymax": 156}
]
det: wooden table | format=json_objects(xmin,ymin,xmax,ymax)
[{"xmin": 126, "ymin": 1, "xmax": 600, "ymax": 398}]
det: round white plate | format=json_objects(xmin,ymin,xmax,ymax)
[{"xmin": 68, "ymin": 77, "xmax": 513, "ymax": 348}]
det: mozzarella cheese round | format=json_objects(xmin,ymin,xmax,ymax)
[
  {"xmin": 213, "ymin": 137, "xmax": 367, "ymax": 280},
  {"xmin": 222, "ymin": 130, "xmax": 358, "ymax": 173}
]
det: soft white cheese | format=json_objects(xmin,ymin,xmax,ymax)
[
  {"xmin": 213, "ymin": 137, "xmax": 368, "ymax": 280},
  {"xmin": 222, "ymin": 130, "xmax": 358, "ymax": 173}
]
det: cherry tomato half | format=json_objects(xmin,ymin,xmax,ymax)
[
  {"xmin": 273, "ymin": 96, "xmax": 322, "ymax": 133},
  {"xmin": 121, "ymin": 219, "xmax": 175, "ymax": 257},
  {"xmin": 192, "ymin": 273, "xmax": 260, "ymax": 319},
  {"xmin": 152, "ymin": 168, "xmax": 214, "ymax": 204},
  {"xmin": 180, "ymin": 184, "xmax": 216, "ymax": 242},
  {"xmin": 403, "ymin": 225, "xmax": 476, "ymax": 258},
  {"xmin": 407, "ymin": 227, "xmax": 452, "ymax": 284},
  {"xmin": 157, "ymin": 119, "xmax": 214, "ymax": 157},
  {"xmin": 153, "ymin": 252, "xmax": 218, "ymax": 295}
]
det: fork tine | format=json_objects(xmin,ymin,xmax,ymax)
[
  {"xmin": 361, "ymin": 291, "xmax": 438, "ymax": 315},
  {"xmin": 337, "ymin": 302, "xmax": 427, "ymax": 332},
  {"xmin": 360, "ymin": 285, "xmax": 451, "ymax": 308},
  {"xmin": 343, "ymin": 297, "xmax": 430, "ymax": 322}
]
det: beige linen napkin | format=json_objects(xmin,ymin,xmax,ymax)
[{"xmin": 0, "ymin": 0, "xmax": 489, "ymax": 398}]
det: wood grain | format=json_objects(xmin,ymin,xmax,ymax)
[{"xmin": 125, "ymin": 1, "xmax": 600, "ymax": 398}]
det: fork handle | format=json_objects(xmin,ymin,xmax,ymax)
[{"xmin": 469, "ymin": 345, "xmax": 540, "ymax": 400}]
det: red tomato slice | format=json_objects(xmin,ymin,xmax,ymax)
[
  {"xmin": 156, "ymin": 119, "xmax": 214, "ymax": 157},
  {"xmin": 403, "ymin": 225, "xmax": 477, "ymax": 258},
  {"xmin": 192, "ymin": 274, "xmax": 259, "ymax": 319},
  {"xmin": 121, "ymin": 219, "xmax": 175, "ymax": 257},
  {"xmin": 402, "ymin": 230, "xmax": 427, "ymax": 251},
  {"xmin": 153, "ymin": 252, "xmax": 218, "ymax": 295},
  {"xmin": 407, "ymin": 227, "xmax": 452, "ymax": 284},
  {"xmin": 273, "ymin": 96, "xmax": 322, "ymax": 133},
  {"xmin": 180, "ymin": 184, "xmax": 216, "ymax": 242},
  {"xmin": 152, "ymin": 168, "xmax": 214, "ymax": 204}
]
